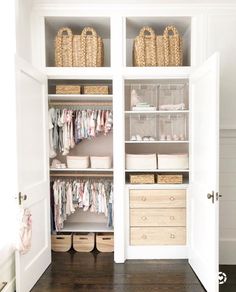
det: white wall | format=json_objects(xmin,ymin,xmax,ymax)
[
  {"xmin": 205, "ymin": 13, "xmax": 236, "ymax": 264},
  {"xmin": 206, "ymin": 14, "xmax": 236, "ymax": 129},
  {"xmin": 219, "ymin": 130, "xmax": 236, "ymax": 264},
  {"xmin": 0, "ymin": 0, "xmax": 17, "ymax": 291},
  {"xmin": 16, "ymin": 0, "xmax": 32, "ymax": 63}
]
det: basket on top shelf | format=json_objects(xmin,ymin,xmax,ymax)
[
  {"xmin": 55, "ymin": 26, "xmax": 104, "ymax": 67},
  {"xmin": 133, "ymin": 25, "xmax": 183, "ymax": 67},
  {"xmin": 56, "ymin": 85, "xmax": 81, "ymax": 94},
  {"xmin": 83, "ymin": 85, "xmax": 109, "ymax": 95}
]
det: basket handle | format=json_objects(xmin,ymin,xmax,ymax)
[
  {"xmin": 57, "ymin": 27, "xmax": 73, "ymax": 37},
  {"xmin": 139, "ymin": 26, "xmax": 155, "ymax": 37},
  {"xmin": 163, "ymin": 25, "xmax": 179, "ymax": 37},
  {"xmin": 163, "ymin": 25, "xmax": 181, "ymax": 66},
  {"xmin": 81, "ymin": 27, "xmax": 97, "ymax": 37},
  {"xmin": 80, "ymin": 27, "xmax": 98, "ymax": 66}
]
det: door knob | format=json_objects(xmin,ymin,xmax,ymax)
[
  {"xmin": 207, "ymin": 191, "xmax": 214, "ymax": 204},
  {"xmin": 18, "ymin": 192, "xmax": 27, "ymax": 205}
]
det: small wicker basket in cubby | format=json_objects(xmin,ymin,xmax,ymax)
[
  {"xmin": 129, "ymin": 174, "xmax": 155, "ymax": 184},
  {"xmin": 157, "ymin": 174, "xmax": 183, "ymax": 184}
]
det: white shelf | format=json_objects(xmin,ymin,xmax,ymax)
[
  {"xmin": 125, "ymin": 141, "xmax": 189, "ymax": 144},
  {"xmin": 50, "ymin": 168, "xmax": 113, "ymax": 172},
  {"xmin": 125, "ymin": 110, "xmax": 189, "ymax": 114},
  {"xmin": 60, "ymin": 222, "xmax": 113, "ymax": 233},
  {"xmin": 122, "ymin": 67, "xmax": 191, "ymax": 79},
  {"xmin": 49, "ymin": 94, "xmax": 113, "ymax": 102},
  {"xmin": 45, "ymin": 67, "xmax": 113, "ymax": 80},
  {"xmin": 125, "ymin": 169, "xmax": 189, "ymax": 172}
]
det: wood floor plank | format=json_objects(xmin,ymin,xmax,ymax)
[{"xmin": 31, "ymin": 251, "xmax": 206, "ymax": 291}]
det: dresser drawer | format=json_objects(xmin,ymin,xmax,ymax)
[
  {"xmin": 130, "ymin": 189, "xmax": 186, "ymax": 208},
  {"xmin": 130, "ymin": 208, "xmax": 186, "ymax": 227},
  {"xmin": 130, "ymin": 227, "xmax": 186, "ymax": 245}
]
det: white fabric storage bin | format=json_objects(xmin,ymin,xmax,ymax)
[
  {"xmin": 90, "ymin": 156, "xmax": 112, "ymax": 169},
  {"xmin": 67, "ymin": 156, "xmax": 89, "ymax": 169},
  {"xmin": 126, "ymin": 154, "xmax": 157, "ymax": 170},
  {"xmin": 158, "ymin": 154, "xmax": 188, "ymax": 169}
]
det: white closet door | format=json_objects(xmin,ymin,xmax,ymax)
[
  {"xmin": 15, "ymin": 57, "xmax": 51, "ymax": 292},
  {"xmin": 189, "ymin": 53, "xmax": 219, "ymax": 292}
]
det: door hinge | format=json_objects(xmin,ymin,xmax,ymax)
[{"xmin": 215, "ymin": 192, "xmax": 222, "ymax": 201}]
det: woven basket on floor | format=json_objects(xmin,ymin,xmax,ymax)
[
  {"xmin": 55, "ymin": 27, "xmax": 73, "ymax": 67},
  {"xmin": 73, "ymin": 27, "xmax": 104, "ymax": 67},
  {"xmin": 133, "ymin": 26, "xmax": 157, "ymax": 67},
  {"xmin": 163, "ymin": 26, "xmax": 183, "ymax": 66}
]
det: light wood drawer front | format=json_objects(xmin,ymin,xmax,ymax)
[
  {"xmin": 130, "ymin": 209, "xmax": 186, "ymax": 227},
  {"xmin": 130, "ymin": 189, "xmax": 186, "ymax": 208},
  {"xmin": 130, "ymin": 227, "xmax": 186, "ymax": 245}
]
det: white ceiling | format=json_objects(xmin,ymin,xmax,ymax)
[{"xmin": 32, "ymin": 0, "xmax": 236, "ymax": 5}]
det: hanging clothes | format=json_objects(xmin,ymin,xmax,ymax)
[
  {"xmin": 51, "ymin": 178, "xmax": 113, "ymax": 231},
  {"xmin": 49, "ymin": 108, "xmax": 113, "ymax": 157}
]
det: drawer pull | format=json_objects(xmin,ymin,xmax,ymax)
[
  {"xmin": 170, "ymin": 216, "xmax": 175, "ymax": 220},
  {"xmin": 141, "ymin": 216, "xmax": 147, "ymax": 221},
  {"xmin": 170, "ymin": 233, "xmax": 176, "ymax": 239},
  {"xmin": 141, "ymin": 196, "xmax": 147, "ymax": 201},
  {"xmin": 169, "ymin": 196, "xmax": 175, "ymax": 201},
  {"xmin": 141, "ymin": 234, "xmax": 147, "ymax": 240}
]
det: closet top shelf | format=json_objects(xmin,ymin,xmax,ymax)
[{"xmin": 48, "ymin": 94, "xmax": 113, "ymax": 102}]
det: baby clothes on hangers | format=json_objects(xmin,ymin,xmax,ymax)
[{"xmin": 51, "ymin": 178, "xmax": 113, "ymax": 231}]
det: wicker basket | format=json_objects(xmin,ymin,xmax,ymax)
[
  {"xmin": 157, "ymin": 174, "xmax": 183, "ymax": 184},
  {"xmin": 133, "ymin": 26, "xmax": 157, "ymax": 67},
  {"xmin": 83, "ymin": 85, "xmax": 109, "ymax": 95},
  {"xmin": 96, "ymin": 233, "xmax": 114, "ymax": 252},
  {"xmin": 56, "ymin": 85, "xmax": 81, "ymax": 94},
  {"xmin": 51, "ymin": 234, "xmax": 72, "ymax": 252},
  {"xmin": 55, "ymin": 27, "xmax": 73, "ymax": 67},
  {"xmin": 73, "ymin": 233, "xmax": 95, "ymax": 252},
  {"xmin": 163, "ymin": 26, "xmax": 183, "ymax": 66},
  {"xmin": 73, "ymin": 27, "xmax": 104, "ymax": 67},
  {"xmin": 130, "ymin": 174, "xmax": 155, "ymax": 184}
]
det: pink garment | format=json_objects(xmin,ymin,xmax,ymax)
[{"xmin": 18, "ymin": 209, "xmax": 32, "ymax": 255}]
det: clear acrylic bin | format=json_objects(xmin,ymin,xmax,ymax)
[
  {"xmin": 129, "ymin": 84, "xmax": 158, "ymax": 111},
  {"xmin": 159, "ymin": 114, "xmax": 188, "ymax": 141},
  {"xmin": 159, "ymin": 83, "xmax": 188, "ymax": 110},
  {"xmin": 126, "ymin": 114, "xmax": 157, "ymax": 141}
]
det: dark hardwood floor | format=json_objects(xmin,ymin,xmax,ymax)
[
  {"xmin": 31, "ymin": 250, "xmax": 207, "ymax": 292},
  {"xmin": 219, "ymin": 265, "xmax": 236, "ymax": 292}
]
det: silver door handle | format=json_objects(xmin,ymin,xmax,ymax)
[
  {"xmin": 207, "ymin": 191, "xmax": 214, "ymax": 204},
  {"xmin": 18, "ymin": 192, "xmax": 27, "ymax": 205}
]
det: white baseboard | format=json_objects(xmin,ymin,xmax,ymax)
[{"xmin": 220, "ymin": 239, "xmax": 236, "ymax": 264}]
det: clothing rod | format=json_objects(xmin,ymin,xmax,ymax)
[
  {"xmin": 50, "ymin": 173, "xmax": 113, "ymax": 178},
  {"xmin": 49, "ymin": 102, "xmax": 112, "ymax": 106}
]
